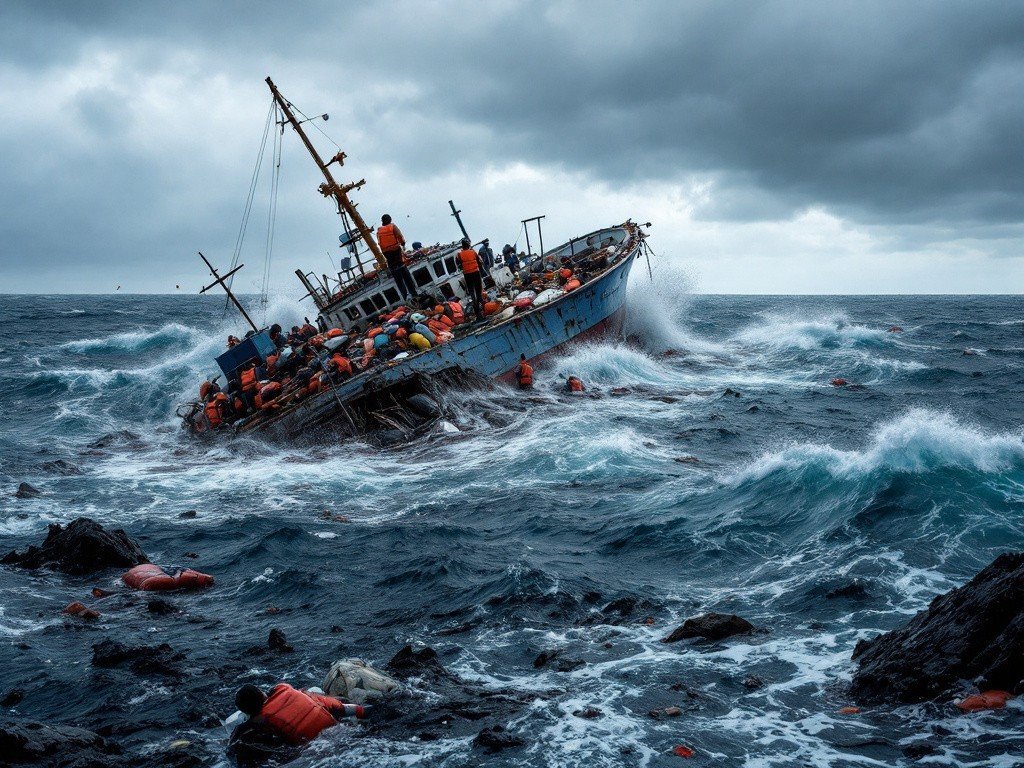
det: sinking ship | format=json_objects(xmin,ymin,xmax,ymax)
[{"xmin": 181, "ymin": 78, "xmax": 650, "ymax": 440}]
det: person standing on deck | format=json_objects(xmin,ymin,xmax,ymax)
[
  {"xmin": 478, "ymin": 238, "xmax": 494, "ymax": 276},
  {"xmin": 457, "ymin": 237, "xmax": 485, "ymax": 322},
  {"xmin": 377, "ymin": 214, "xmax": 417, "ymax": 300}
]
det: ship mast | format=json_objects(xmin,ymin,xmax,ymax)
[{"xmin": 265, "ymin": 77, "xmax": 387, "ymax": 278}]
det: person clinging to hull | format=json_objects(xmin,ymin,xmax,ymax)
[
  {"xmin": 516, "ymin": 353, "xmax": 533, "ymax": 389},
  {"xmin": 457, "ymin": 237, "xmax": 485, "ymax": 322},
  {"xmin": 377, "ymin": 214, "xmax": 417, "ymax": 300}
]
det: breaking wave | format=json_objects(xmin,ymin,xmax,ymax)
[{"xmin": 61, "ymin": 323, "xmax": 199, "ymax": 353}]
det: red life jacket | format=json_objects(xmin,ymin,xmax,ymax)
[
  {"xmin": 240, "ymin": 367, "xmax": 258, "ymax": 392},
  {"xmin": 458, "ymin": 248, "xmax": 480, "ymax": 274},
  {"xmin": 255, "ymin": 381, "xmax": 282, "ymax": 409},
  {"xmin": 260, "ymin": 684, "xmax": 340, "ymax": 744},
  {"xmin": 122, "ymin": 564, "xmax": 214, "ymax": 591},
  {"xmin": 517, "ymin": 362, "xmax": 533, "ymax": 388},
  {"xmin": 377, "ymin": 223, "xmax": 402, "ymax": 252},
  {"xmin": 567, "ymin": 377, "xmax": 585, "ymax": 392}
]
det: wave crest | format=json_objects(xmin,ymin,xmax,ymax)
[{"xmin": 62, "ymin": 323, "xmax": 199, "ymax": 353}]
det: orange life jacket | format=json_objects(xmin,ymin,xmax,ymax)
[
  {"xmin": 255, "ymin": 382, "xmax": 282, "ymax": 409},
  {"xmin": 458, "ymin": 248, "xmax": 480, "ymax": 274},
  {"xmin": 122, "ymin": 564, "xmax": 214, "ymax": 591},
  {"xmin": 330, "ymin": 354, "xmax": 353, "ymax": 377},
  {"xmin": 240, "ymin": 367, "xmax": 258, "ymax": 392},
  {"xmin": 517, "ymin": 361, "xmax": 533, "ymax": 388},
  {"xmin": 377, "ymin": 223, "xmax": 402, "ymax": 252},
  {"xmin": 568, "ymin": 377, "xmax": 584, "ymax": 392},
  {"xmin": 447, "ymin": 301, "xmax": 465, "ymax": 324},
  {"xmin": 205, "ymin": 393, "xmax": 228, "ymax": 427},
  {"xmin": 260, "ymin": 683, "xmax": 340, "ymax": 744}
]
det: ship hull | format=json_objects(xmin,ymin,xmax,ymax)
[{"xmin": 237, "ymin": 223, "xmax": 642, "ymax": 438}]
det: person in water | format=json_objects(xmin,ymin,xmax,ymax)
[
  {"xmin": 515, "ymin": 353, "xmax": 533, "ymax": 389},
  {"xmin": 228, "ymin": 683, "xmax": 369, "ymax": 766},
  {"xmin": 377, "ymin": 213, "xmax": 417, "ymax": 300}
]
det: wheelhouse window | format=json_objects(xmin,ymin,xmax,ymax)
[
  {"xmin": 383, "ymin": 287, "xmax": 400, "ymax": 304},
  {"xmin": 433, "ymin": 260, "xmax": 446, "ymax": 278},
  {"xmin": 413, "ymin": 267, "xmax": 432, "ymax": 287},
  {"xmin": 372, "ymin": 293, "xmax": 387, "ymax": 310},
  {"xmin": 439, "ymin": 283, "xmax": 455, "ymax": 299},
  {"xmin": 359, "ymin": 299, "xmax": 376, "ymax": 316},
  {"xmin": 445, "ymin": 256, "xmax": 457, "ymax": 274},
  {"xmin": 344, "ymin": 307, "xmax": 361, "ymax": 321}
]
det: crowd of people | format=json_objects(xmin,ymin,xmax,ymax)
[{"xmin": 194, "ymin": 214, "xmax": 606, "ymax": 431}]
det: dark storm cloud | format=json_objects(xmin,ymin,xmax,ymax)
[{"xmin": 1, "ymin": 0, "xmax": 1023, "ymax": 290}]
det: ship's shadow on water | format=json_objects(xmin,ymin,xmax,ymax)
[{"xmin": 2, "ymin": 293, "xmax": 1024, "ymax": 766}]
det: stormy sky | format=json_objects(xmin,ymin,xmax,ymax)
[{"xmin": 1, "ymin": 0, "xmax": 1022, "ymax": 294}]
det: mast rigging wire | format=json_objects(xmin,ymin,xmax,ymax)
[{"xmin": 260, "ymin": 105, "xmax": 283, "ymax": 322}]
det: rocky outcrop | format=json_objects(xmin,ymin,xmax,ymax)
[
  {"xmin": 13, "ymin": 483, "xmax": 41, "ymax": 499},
  {"xmin": 1, "ymin": 518, "xmax": 148, "ymax": 575},
  {"xmin": 0, "ymin": 720, "xmax": 125, "ymax": 767},
  {"xmin": 850, "ymin": 552, "xmax": 1024, "ymax": 704},
  {"xmin": 92, "ymin": 638, "xmax": 184, "ymax": 677},
  {"xmin": 662, "ymin": 612, "xmax": 755, "ymax": 643},
  {"xmin": 387, "ymin": 645, "xmax": 446, "ymax": 677}
]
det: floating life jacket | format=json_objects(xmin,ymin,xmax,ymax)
[
  {"xmin": 377, "ymin": 223, "xmax": 401, "ymax": 252},
  {"xmin": 122, "ymin": 564, "xmax": 214, "ymax": 591},
  {"xmin": 517, "ymin": 361, "xmax": 533, "ymax": 388},
  {"xmin": 260, "ymin": 684, "xmax": 340, "ymax": 744},
  {"xmin": 457, "ymin": 248, "xmax": 480, "ymax": 274},
  {"xmin": 567, "ymin": 376, "xmax": 585, "ymax": 392},
  {"xmin": 240, "ymin": 367, "xmax": 258, "ymax": 392},
  {"xmin": 409, "ymin": 332, "xmax": 431, "ymax": 351}
]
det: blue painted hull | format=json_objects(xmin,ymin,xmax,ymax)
[{"xmin": 240, "ymin": 223, "xmax": 643, "ymax": 437}]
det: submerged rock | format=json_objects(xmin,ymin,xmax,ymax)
[
  {"xmin": 40, "ymin": 460, "xmax": 83, "ymax": 476},
  {"xmin": 662, "ymin": 613, "xmax": 755, "ymax": 643},
  {"xmin": 472, "ymin": 725, "xmax": 523, "ymax": 754},
  {"xmin": 387, "ymin": 645, "xmax": 445, "ymax": 677},
  {"xmin": 0, "ymin": 720, "xmax": 125, "ymax": 767},
  {"xmin": 91, "ymin": 638, "xmax": 184, "ymax": 677},
  {"xmin": 850, "ymin": 552, "xmax": 1024, "ymax": 704},
  {"xmin": 267, "ymin": 628, "xmax": 293, "ymax": 654},
  {"xmin": 13, "ymin": 482, "xmax": 41, "ymax": 499},
  {"xmin": 2, "ymin": 518, "xmax": 148, "ymax": 575}
]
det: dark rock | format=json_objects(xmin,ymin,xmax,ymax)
[
  {"xmin": 13, "ymin": 483, "xmax": 41, "ymax": 499},
  {"xmin": 662, "ymin": 613, "xmax": 755, "ymax": 643},
  {"xmin": 147, "ymin": 599, "xmax": 179, "ymax": 616},
  {"xmin": 573, "ymin": 707, "xmax": 603, "ymax": 719},
  {"xmin": 902, "ymin": 742, "xmax": 939, "ymax": 760},
  {"xmin": 722, "ymin": 388, "xmax": 742, "ymax": 398},
  {"xmin": 472, "ymin": 725, "xmax": 523, "ymax": 754},
  {"xmin": 91, "ymin": 638, "xmax": 184, "ymax": 677},
  {"xmin": 742, "ymin": 675, "xmax": 764, "ymax": 690},
  {"xmin": 533, "ymin": 649, "xmax": 559, "ymax": 668},
  {"xmin": 2, "ymin": 518, "xmax": 148, "ymax": 575},
  {"xmin": 0, "ymin": 720, "xmax": 125, "ymax": 767},
  {"xmin": 387, "ymin": 645, "xmax": 445, "ymax": 678},
  {"xmin": 330, "ymin": 625, "xmax": 344, "ymax": 633},
  {"xmin": 87, "ymin": 430, "xmax": 141, "ymax": 449},
  {"xmin": 850, "ymin": 552, "xmax": 1024, "ymax": 704},
  {"xmin": 826, "ymin": 580, "xmax": 871, "ymax": 600},
  {"xmin": 40, "ymin": 460, "xmax": 83, "ymax": 475},
  {"xmin": 267, "ymin": 628, "xmax": 293, "ymax": 653},
  {"xmin": 1, "ymin": 689, "xmax": 24, "ymax": 707},
  {"xmin": 554, "ymin": 657, "xmax": 586, "ymax": 673},
  {"xmin": 178, "ymin": 510, "xmax": 197, "ymax": 520}
]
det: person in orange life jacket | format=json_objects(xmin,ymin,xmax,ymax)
[
  {"xmin": 515, "ymin": 354, "xmax": 533, "ymax": 389},
  {"xmin": 300, "ymin": 318, "xmax": 318, "ymax": 339},
  {"xmin": 566, "ymin": 375, "xmax": 585, "ymax": 393},
  {"xmin": 457, "ymin": 237, "xmax": 485, "ymax": 322},
  {"xmin": 228, "ymin": 683, "xmax": 369, "ymax": 766},
  {"xmin": 377, "ymin": 213, "xmax": 417, "ymax": 300},
  {"xmin": 238, "ymin": 361, "xmax": 267, "ymax": 413}
]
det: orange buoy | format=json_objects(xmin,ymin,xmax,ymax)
[
  {"xmin": 956, "ymin": 690, "xmax": 1013, "ymax": 712},
  {"xmin": 672, "ymin": 745, "xmax": 695, "ymax": 758}
]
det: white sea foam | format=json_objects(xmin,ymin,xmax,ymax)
[{"xmin": 731, "ymin": 409, "xmax": 1024, "ymax": 483}]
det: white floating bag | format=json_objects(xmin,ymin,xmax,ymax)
[{"xmin": 323, "ymin": 658, "xmax": 402, "ymax": 704}]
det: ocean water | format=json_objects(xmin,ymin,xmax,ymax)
[{"xmin": 1, "ymin": 289, "xmax": 1023, "ymax": 767}]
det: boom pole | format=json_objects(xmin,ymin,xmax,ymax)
[{"xmin": 265, "ymin": 77, "xmax": 387, "ymax": 272}]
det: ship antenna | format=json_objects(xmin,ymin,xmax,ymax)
[
  {"xmin": 265, "ymin": 77, "xmax": 386, "ymax": 275},
  {"xmin": 198, "ymin": 251, "xmax": 259, "ymax": 333}
]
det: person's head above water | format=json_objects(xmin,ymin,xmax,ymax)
[
  {"xmin": 235, "ymin": 684, "xmax": 267, "ymax": 716},
  {"xmin": 381, "ymin": 214, "xmax": 392, "ymax": 225}
]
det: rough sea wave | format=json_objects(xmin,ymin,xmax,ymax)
[{"xmin": 1, "ymin": 292, "xmax": 1023, "ymax": 766}]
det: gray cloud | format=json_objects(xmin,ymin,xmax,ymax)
[{"xmin": 1, "ymin": 0, "xmax": 1022, "ymax": 292}]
